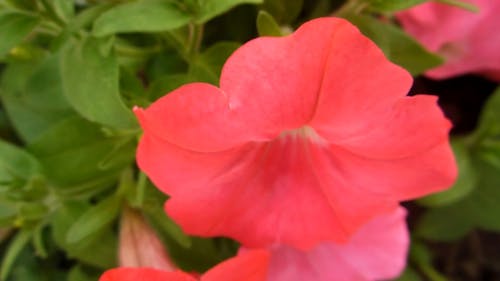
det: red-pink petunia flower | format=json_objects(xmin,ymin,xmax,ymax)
[
  {"xmin": 100, "ymin": 207, "xmax": 408, "ymax": 281},
  {"xmin": 135, "ymin": 17, "xmax": 456, "ymax": 249},
  {"xmin": 397, "ymin": 0, "xmax": 500, "ymax": 81},
  {"xmin": 99, "ymin": 249, "xmax": 270, "ymax": 281}
]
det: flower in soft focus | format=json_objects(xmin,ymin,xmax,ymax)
[
  {"xmin": 266, "ymin": 207, "xmax": 409, "ymax": 281},
  {"xmin": 397, "ymin": 0, "xmax": 500, "ymax": 81},
  {"xmin": 119, "ymin": 207, "xmax": 176, "ymax": 271},
  {"xmin": 100, "ymin": 249, "xmax": 270, "ymax": 281},
  {"xmin": 135, "ymin": 17, "xmax": 456, "ymax": 249},
  {"xmin": 101, "ymin": 207, "xmax": 408, "ymax": 281}
]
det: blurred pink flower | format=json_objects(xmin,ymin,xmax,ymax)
[
  {"xmin": 101, "ymin": 207, "xmax": 408, "ymax": 281},
  {"xmin": 135, "ymin": 17, "xmax": 456, "ymax": 250},
  {"xmin": 266, "ymin": 207, "xmax": 409, "ymax": 281},
  {"xmin": 397, "ymin": 0, "xmax": 500, "ymax": 80},
  {"xmin": 118, "ymin": 207, "xmax": 176, "ymax": 271}
]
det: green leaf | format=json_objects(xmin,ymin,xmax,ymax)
[
  {"xmin": 0, "ymin": 57, "xmax": 74, "ymax": 143},
  {"xmin": 365, "ymin": 0, "xmax": 428, "ymax": 13},
  {"xmin": 51, "ymin": 202, "xmax": 117, "ymax": 268},
  {"xmin": 144, "ymin": 202, "xmax": 191, "ymax": 248},
  {"xmin": 474, "ymin": 87, "xmax": 500, "ymax": 138},
  {"xmin": 0, "ymin": 230, "xmax": 32, "ymax": 280},
  {"xmin": 0, "ymin": 11, "xmax": 39, "ymax": 58},
  {"xmin": 346, "ymin": 15, "xmax": 443, "ymax": 76},
  {"xmin": 148, "ymin": 74, "xmax": 194, "ymax": 101},
  {"xmin": 262, "ymin": 0, "xmax": 303, "ymax": 23},
  {"xmin": 93, "ymin": 0, "xmax": 191, "ymax": 36},
  {"xmin": 67, "ymin": 265, "xmax": 101, "ymax": 281},
  {"xmin": 66, "ymin": 195, "xmax": 121, "ymax": 245},
  {"xmin": 196, "ymin": 0, "xmax": 263, "ymax": 23},
  {"xmin": 40, "ymin": 0, "xmax": 74, "ymax": 23},
  {"xmin": 0, "ymin": 140, "xmax": 40, "ymax": 184},
  {"xmin": 436, "ymin": 0, "xmax": 479, "ymax": 12},
  {"xmin": 60, "ymin": 36, "xmax": 138, "ymax": 130},
  {"xmin": 256, "ymin": 10, "xmax": 282, "ymax": 37},
  {"xmin": 189, "ymin": 41, "xmax": 240, "ymax": 84},
  {"xmin": 27, "ymin": 116, "xmax": 135, "ymax": 197},
  {"xmin": 418, "ymin": 139, "xmax": 476, "ymax": 207},
  {"xmin": 395, "ymin": 267, "xmax": 423, "ymax": 281},
  {"xmin": 417, "ymin": 205, "xmax": 474, "ymax": 241}
]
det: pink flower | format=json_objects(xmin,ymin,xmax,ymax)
[
  {"xmin": 99, "ymin": 249, "xmax": 270, "ymax": 281},
  {"xmin": 266, "ymin": 207, "xmax": 409, "ymax": 281},
  {"xmin": 100, "ymin": 207, "xmax": 408, "ymax": 281},
  {"xmin": 397, "ymin": 0, "xmax": 500, "ymax": 80},
  {"xmin": 135, "ymin": 17, "xmax": 456, "ymax": 249},
  {"xmin": 118, "ymin": 207, "xmax": 176, "ymax": 270}
]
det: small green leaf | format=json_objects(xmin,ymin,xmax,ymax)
[
  {"xmin": 436, "ymin": 0, "xmax": 479, "ymax": 12},
  {"xmin": 262, "ymin": 0, "xmax": 303, "ymax": 23},
  {"xmin": 365, "ymin": 0, "xmax": 428, "ymax": 13},
  {"xmin": 93, "ymin": 0, "xmax": 191, "ymax": 36},
  {"xmin": 60, "ymin": 36, "xmax": 138, "ymax": 130},
  {"xmin": 0, "ymin": 11, "xmax": 39, "ymax": 58},
  {"xmin": 40, "ymin": 0, "xmax": 74, "ymax": 23},
  {"xmin": 27, "ymin": 116, "xmax": 135, "ymax": 197},
  {"xmin": 189, "ymin": 41, "xmax": 240, "ymax": 84},
  {"xmin": 196, "ymin": 0, "xmax": 263, "ymax": 23},
  {"xmin": 52, "ymin": 202, "xmax": 117, "ymax": 268},
  {"xmin": 256, "ymin": 10, "xmax": 282, "ymax": 37},
  {"xmin": 474, "ymin": 87, "xmax": 500, "ymax": 138},
  {"xmin": 148, "ymin": 74, "xmax": 194, "ymax": 101},
  {"xmin": 0, "ymin": 57, "xmax": 74, "ymax": 143},
  {"xmin": 417, "ymin": 205, "xmax": 473, "ymax": 242},
  {"xmin": 0, "ymin": 139, "xmax": 40, "ymax": 184},
  {"xmin": 394, "ymin": 267, "xmax": 423, "ymax": 281},
  {"xmin": 145, "ymin": 204, "xmax": 191, "ymax": 248},
  {"xmin": 0, "ymin": 229, "xmax": 32, "ymax": 280},
  {"xmin": 66, "ymin": 195, "xmax": 121, "ymax": 244},
  {"xmin": 418, "ymin": 139, "xmax": 476, "ymax": 206},
  {"xmin": 346, "ymin": 15, "xmax": 443, "ymax": 75}
]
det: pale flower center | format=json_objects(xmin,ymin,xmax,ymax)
[{"xmin": 279, "ymin": 125, "xmax": 328, "ymax": 145}]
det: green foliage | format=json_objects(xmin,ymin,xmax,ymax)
[
  {"xmin": 0, "ymin": 11, "xmax": 39, "ymax": 58},
  {"xmin": 60, "ymin": 36, "xmax": 138, "ymax": 130},
  {"xmin": 93, "ymin": 1, "xmax": 192, "ymax": 37},
  {"xmin": 364, "ymin": 0, "xmax": 428, "ymax": 13},
  {"xmin": 346, "ymin": 14, "xmax": 443, "ymax": 75},
  {"xmin": 256, "ymin": 10, "xmax": 282, "ymax": 37},
  {"xmin": 417, "ymin": 88, "xmax": 500, "ymax": 242},
  {"xmin": 195, "ymin": 0, "xmax": 264, "ymax": 23}
]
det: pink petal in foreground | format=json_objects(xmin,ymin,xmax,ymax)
[{"xmin": 267, "ymin": 207, "xmax": 409, "ymax": 281}]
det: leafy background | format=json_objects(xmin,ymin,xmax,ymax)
[{"xmin": 0, "ymin": 0, "xmax": 498, "ymax": 280}]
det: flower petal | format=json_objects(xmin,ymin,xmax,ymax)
[
  {"xmin": 99, "ymin": 268, "xmax": 196, "ymax": 281},
  {"xmin": 218, "ymin": 18, "xmax": 349, "ymax": 137},
  {"xmin": 314, "ymin": 95, "xmax": 452, "ymax": 159},
  {"xmin": 268, "ymin": 207, "xmax": 409, "ymax": 281},
  {"xmin": 134, "ymin": 83, "xmax": 249, "ymax": 152},
  {"xmin": 202, "ymin": 250, "xmax": 269, "ymax": 281}
]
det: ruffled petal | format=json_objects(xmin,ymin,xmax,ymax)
[
  {"xmin": 314, "ymin": 95, "xmax": 452, "ymax": 159},
  {"xmin": 268, "ymin": 207, "xmax": 409, "ymax": 281},
  {"xmin": 202, "ymin": 250, "xmax": 269, "ymax": 281},
  {"xmin": 219, "ymin": 17, "xmax": 347, "ymax": 137},
  {"xmin": 99, "ymin": 268, "xmax": 196, "ymax": 281},
  {"xmin": 134, "ymin": 83, "xmax": 250, "ymax": 152}
]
